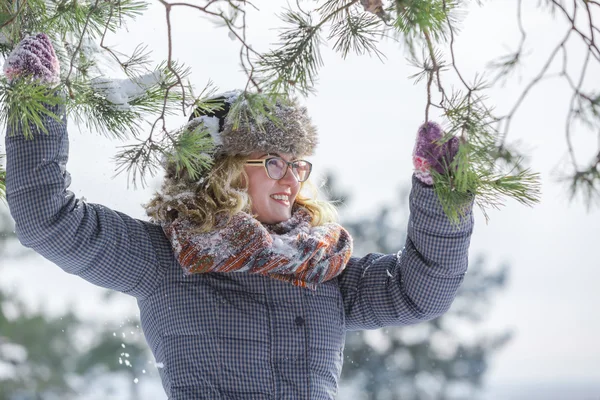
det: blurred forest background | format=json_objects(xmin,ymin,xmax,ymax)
[{"xmin": 1, "ymin": 0, "xmax": 600, "ymax": 399}]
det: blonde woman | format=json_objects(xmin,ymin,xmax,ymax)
[{"xmin": 5, "ymin": 34, "xmax": 473, "ymax": 399}]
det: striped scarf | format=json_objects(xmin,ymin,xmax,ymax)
[{"xmin": 163, "ymin": 208, "xmax": 353, "ymax": 289}]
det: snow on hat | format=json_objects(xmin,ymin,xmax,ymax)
[
  {"xmin": 187, "ymin": 90, "xmax": 318, "ymax": 158},
  {"xmin": 148, "ymin": 90, "xmax": 319, "ymax": 224}
]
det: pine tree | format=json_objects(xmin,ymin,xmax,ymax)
[
  {"xmin": 9, "ymin": 0, "xmax": 600, "ymax": 219},
  {"xmin": 0, "ymin": 206, "xmax": 155, "ymax": 399}
]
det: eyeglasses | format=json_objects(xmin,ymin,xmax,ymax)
[{"xmin": 245, "ymin": 157, "xmax": 313, "ymax": 182}]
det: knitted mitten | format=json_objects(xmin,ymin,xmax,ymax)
[
  {"xmin": 3, "ymin": 33, "xmax": 60, "ymax": 84},
  {"xmin": 412, "ymin": 121, "xmax": 460, "ymax": 186},
  {"xmin": 360, "ymin": 0, "xmax": 384, "ymax": 14}
]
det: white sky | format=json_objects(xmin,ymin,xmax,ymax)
[{"xmin": 2, "ymin": 0, "xmax": 599, "ymax": 396}]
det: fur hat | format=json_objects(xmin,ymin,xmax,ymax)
[
  {"xmin": 148, "ymin": 90, "xmax": 319, "ymax": 224},
  {"xmin": 188, "ymin": 90, "xmax": 318, "ymax": 158}
]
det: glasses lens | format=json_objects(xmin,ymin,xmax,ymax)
[
  {"xmin": 292, "ymin": 160, "xmax": 311, "ymax": 182},
  {"xmin": 265, "ymin": 158, "xmax": 287, "ymax": 180}
]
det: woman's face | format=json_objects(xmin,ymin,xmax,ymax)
[{"xmin": 244, "ymin": 152, "xmax": 302, "ymax": 224}]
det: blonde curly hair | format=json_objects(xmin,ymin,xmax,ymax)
[{"xmin": 144, "ymin": 154, "xmax": 338, "ymax": 233}]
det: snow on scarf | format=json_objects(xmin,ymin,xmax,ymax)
[{"xmin": 163, "ymin": 207, "xmax": 353, "ymax": 289}]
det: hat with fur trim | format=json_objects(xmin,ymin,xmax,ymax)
[
  {"xmin": 188, "ymin": 90, "xmax": 318, "ymax": 158},
  {"xmin": 148, "ymin": 90, "xmax": 318, "ymax": 224}
]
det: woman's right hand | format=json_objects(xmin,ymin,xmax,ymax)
[{"xmin": 3, "ymin": 33, "xmax": 60, "ymax": 84}]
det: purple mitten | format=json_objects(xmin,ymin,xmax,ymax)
[
  {"xmin": 4, "ymin": 33, "xmax": 60, "ymax": 84},
  {"xmin": 412, "ymin": 121, "xmax": 460, "ymax": 185},
  {"xmin": 360, "ymin": 0, "xmax": 384, "ymax": 14}
]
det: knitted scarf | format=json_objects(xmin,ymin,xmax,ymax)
[{"xmin": 163, "ymin": 208, "xmax": 353, "ymax": 289}]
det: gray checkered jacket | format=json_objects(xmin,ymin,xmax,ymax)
[{"xmin": 5, "ymin": 104, "xmax": 473, "ymax": 399}]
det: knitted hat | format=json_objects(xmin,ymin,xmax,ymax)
[{"xmin": 187, "ymin": 90, "xmax": 318, "ymax": 159}]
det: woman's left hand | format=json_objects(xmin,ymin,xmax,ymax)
[{"xmin": 412, "ymin": 121, "xmax": 460, "ymax": 186}]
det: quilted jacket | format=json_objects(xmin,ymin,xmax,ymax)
[{"xmin": 5, "ymin": 104, "xmax": 474, "ymax": 399}]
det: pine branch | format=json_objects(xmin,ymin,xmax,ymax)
[
  {"xmin": 64, "ymin": 61, "xmax": 187, "ymax": 141},
  {"xmin": 0, "ymin": 78, "xmax": 64, "ymax": 139},
  {"xmin": 329, "ymin": 12, "xmax": 386, "ymax": 60},
  {"xmin": 43, "ymin": 0, "xmax": 147, "ymax": 39},
  {"xmin": 114, "ymin": 93, "xmax": 219, "ymax": 187},
  {"xmin": 162, "ymin": 122, "xmax": 216, "ymax": 181},
  {"xmin": 394, "ymin": 0, "xmax": 459, "ymax": 41},
  {"xmin": 0, "ymin": 0, "xmax": 594, "ymax": 212},
  {"xmin": 114, "ymin": 81, "xmax": 219, "ymax": 187},
  {"xmin": 557, "ymin": 154, "xmax": 600, "ymax": 211},
  {"xmin": 431, "ymin": 89, "xmax": 541, "ymax": 223},
  {"xmin": 492, "ymin": 0, "xmax": 600, "ymax": 205},
  {"xmin": 99, "ymin": 2, "xmax": 152, "ymax": 76},
  {"xmin": 257, "ymin": 10, "xmax": 324, "ymax": 95},
  {"xmin": 258, "ymin": 1, "xmax": 361, "ymax": 95},
  {"xmin": 113, "ymin": 139, "xmax": 162, "ymax": 188},
  {"xmin": 227, "ymin": 91, "xmax": 287, "ymax": 133}
]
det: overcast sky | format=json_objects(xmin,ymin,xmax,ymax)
[{"xmin": 2, "ymin": 0, "xmax": 599, "ymax": 397}]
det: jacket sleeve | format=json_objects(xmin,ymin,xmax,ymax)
[
  {"xmin": 338, "ymin": 177, "xmax": 474, "ymax": 331},
  {"xmin": 5, "ymin": 102, "xmax": 164, "ymax": 299}
]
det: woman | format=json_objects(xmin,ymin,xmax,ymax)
[{"xmin": 5, "ymin": 34, "xmax": 473, "ymax": 399}]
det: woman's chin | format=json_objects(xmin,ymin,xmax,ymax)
[{"xmin": 258, "ymin": 212, "xmax": 291, "ymax": 225}]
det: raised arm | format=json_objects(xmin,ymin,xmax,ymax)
[
  {"xmin": 339, "ymin": 122, "xmax": 473, "ymax": 330},
  {"xmin": 339, "ymin": 176, "xmax": 473, "ymax": 330},
  {"xmin": 4, "ymin": 34, "xmax": 164, "ymax": 299}
]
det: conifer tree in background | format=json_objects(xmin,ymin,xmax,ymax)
[
  {"xmin": 0, "ymin": 208, "xmax": 154, "ymax": 399},
  {"xmin": 0, "ymin": 2, "xmax": 596, "ymax": 397},
  {"xmin": 3, "ymin": 0, "xmax": 599, "ymax": 218}
]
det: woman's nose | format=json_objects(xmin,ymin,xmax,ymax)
[{"xmin": 279, "ymin": 165, "xmax": 300, "ymax": 186}]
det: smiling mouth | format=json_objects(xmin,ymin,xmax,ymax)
[{"xmin": 270, "ymin": 194, "xmax": 290, "ymax": 205}]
